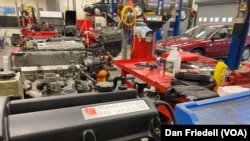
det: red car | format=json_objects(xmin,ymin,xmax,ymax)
[{"xmin": 156, "ymin": 23, "xmax": 250, "ymax": 61}]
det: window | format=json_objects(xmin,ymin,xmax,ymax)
[
  {"xmin": 217, "ymin": 27, "xmax": 230, "ymax": 38},
  {"xmin": 182, "ymin": 25, "xmax": 217, "ymax": 39}
]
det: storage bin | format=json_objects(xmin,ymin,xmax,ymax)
[{"xmin": 175, "ymin": 90, "xmax": 250, "ymax": 124}]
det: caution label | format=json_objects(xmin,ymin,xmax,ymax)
[{"xmin": 82, "ymin": 100, "xmax": 150, "ymax": 120}]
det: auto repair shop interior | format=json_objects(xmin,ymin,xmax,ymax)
[{"xmin": 0, "ymin": 0, "xmax": 250, "ymax": 141}]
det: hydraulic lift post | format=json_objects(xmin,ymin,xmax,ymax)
[
  {"xmin": 226, "ymin": 0, "xmax": 250, "ymax": 71},
  {"xmin": 173, "ymin": 0, "xmax": 182, "ymax": 36},
  {"xmin": 111, "ymin": 0, "xmax": 115, "ymax": 18},
  {"xmin": 155, "ymin": 0, "xmax": 164, "ymax": 15}
]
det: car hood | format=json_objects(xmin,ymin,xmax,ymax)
[{"xmin": 157, "ymin": 36, "xmax": 204, "ymax": 47}]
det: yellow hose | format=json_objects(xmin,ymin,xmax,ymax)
[{"xmin": 120, "ymin": 5, "xmax": 136, "ymax": 27}]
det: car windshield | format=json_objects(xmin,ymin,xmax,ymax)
[{"xmin": 182, "ymin": 25, "xmax": 217, "ymax": 39}]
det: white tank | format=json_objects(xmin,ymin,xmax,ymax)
[{"xmin": 165, "ymin": 47, "xmax": 181, "ymax": 76}]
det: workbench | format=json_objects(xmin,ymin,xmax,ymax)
[
  {"xmin": 113, "ymin": 52, "xmax": 218, "ymax": 93},
  {"xmin": 114, "ymin": 52, "xmax": 219, "ymax": 123}
]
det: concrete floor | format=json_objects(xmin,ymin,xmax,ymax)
[{"xmin": 0, "ymin": 46, "xmax": 16, "ymax": 70}]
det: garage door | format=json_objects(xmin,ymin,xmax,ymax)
[{"xmin": 195, "ymin": 3, "xmax": 238, "ymax": 26}]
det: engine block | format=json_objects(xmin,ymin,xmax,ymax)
[
  {"xmin": 98, "ymin": 27, "xmax": 122, "ymax": 43},
  {"xmin": 21, "ymin": 64, "xmax": 89, "ymax": 98},
  {"xmin": 97, "ymin": 27, "xmax": 122, "ymax": 57}
]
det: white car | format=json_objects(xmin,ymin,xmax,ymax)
[
  {"xmin": 133, "ymin": 21, "xmax": 164, "ymax": 38},
  {"xmin": 133, "ymin": 21, "xmax": 154, "ymax": 37}
]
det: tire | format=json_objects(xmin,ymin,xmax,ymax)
[
  {"xmin": 146, "ymin": 31, "xmax": 153, "ymax": 38},
  {"xmin": 191, "ymin": 48, "xmax": 204, "ymax": 55},
  {"xmin": 180, "ymin": 9, "xmax": 188, "ymax": 21},
  {"xmin": 94, "ymin": 7, "xmax": 101, "ymax": 15},
  {"xmin": 242, "ymin": 47, "xmax": 250, "ymax": 61},
  {"xmin": 134, "ymin": 2, "xmax": 145, "ymax": 18},
  {"xmin": 11, "ymin": 35, "xmax": 21, "ymax": 46}
]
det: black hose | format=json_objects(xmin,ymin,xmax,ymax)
[
  {"xmin": 154, "ymin": 100, "xmax": 178, "ymax": 125},
  {"xmin": 81, "ymin": 71, "xmax": 97, "ymax": 84},
  {"xmin": 112, "ymin": 76, "xmax": 121, "ymax": 90}
]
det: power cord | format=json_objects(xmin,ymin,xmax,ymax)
[{"xmin": 154, "ymin": 100, "xmax": 178, "ymax": 125}]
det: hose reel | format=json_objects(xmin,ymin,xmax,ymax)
[{"xmin": 120, "ymin": 5, "xmax": 136, "ymax": 28}]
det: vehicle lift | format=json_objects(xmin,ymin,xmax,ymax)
[
  {"xmin": 111, "ymin": 0, "xmax": 115, "ymax": 18},
  {"xmin": 172, "ymin": 0, "xmax": 183, "ymax": 36},
  {"xmin": 221, "ymin": 0, "xmax": 250, "ymax": 87},
  {"xmin": 226, "ymin": 0, "xmax": 250, "ymax": 71}
]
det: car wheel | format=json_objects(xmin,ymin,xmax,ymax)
[
  {"xmin": 191, "ymin": 48, "xmax": 204, "ymax": 55},
  {"xmin": 10, "ymin": 36, "xmax": 20, "ymax": 46},
  {"xmin": 94, "ymin": 7, "xmax": 101, "ymax": 15},
  {"xmin": 146, "ymin": 31, "xmax": 153, "ymax": 38},
  {"xmin": 180, "ymin": 9, "xmax": 188, "ymax": 21},
  {"xmin": 242, "ymin": 47, "xmax": 250, "ymax": 61},
  {"xmin": 134, "ymin": 2, "xmax": 144, "ymax": 18}
]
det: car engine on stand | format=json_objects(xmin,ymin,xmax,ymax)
[
  {"xmin": 19, "ymin": 37, "xmax": 84, "ymax": 50},
  {"xmin": 10, "ymin": 36, "xmax": 110, "ymax": 98},
  {"xmin": 17, "ymin": 57, "xmax": 107, "ymax": 98},
  {"xmin": 96, "ymin": 27, "xmax": 122, "ymax": 58},
  {"xmin": 80, "ymin": 12, "xmax": 123, "ymax": 58},
  {"xmin": 83, "ymin": 26, "xmax": 122, "ymax": 58}
]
